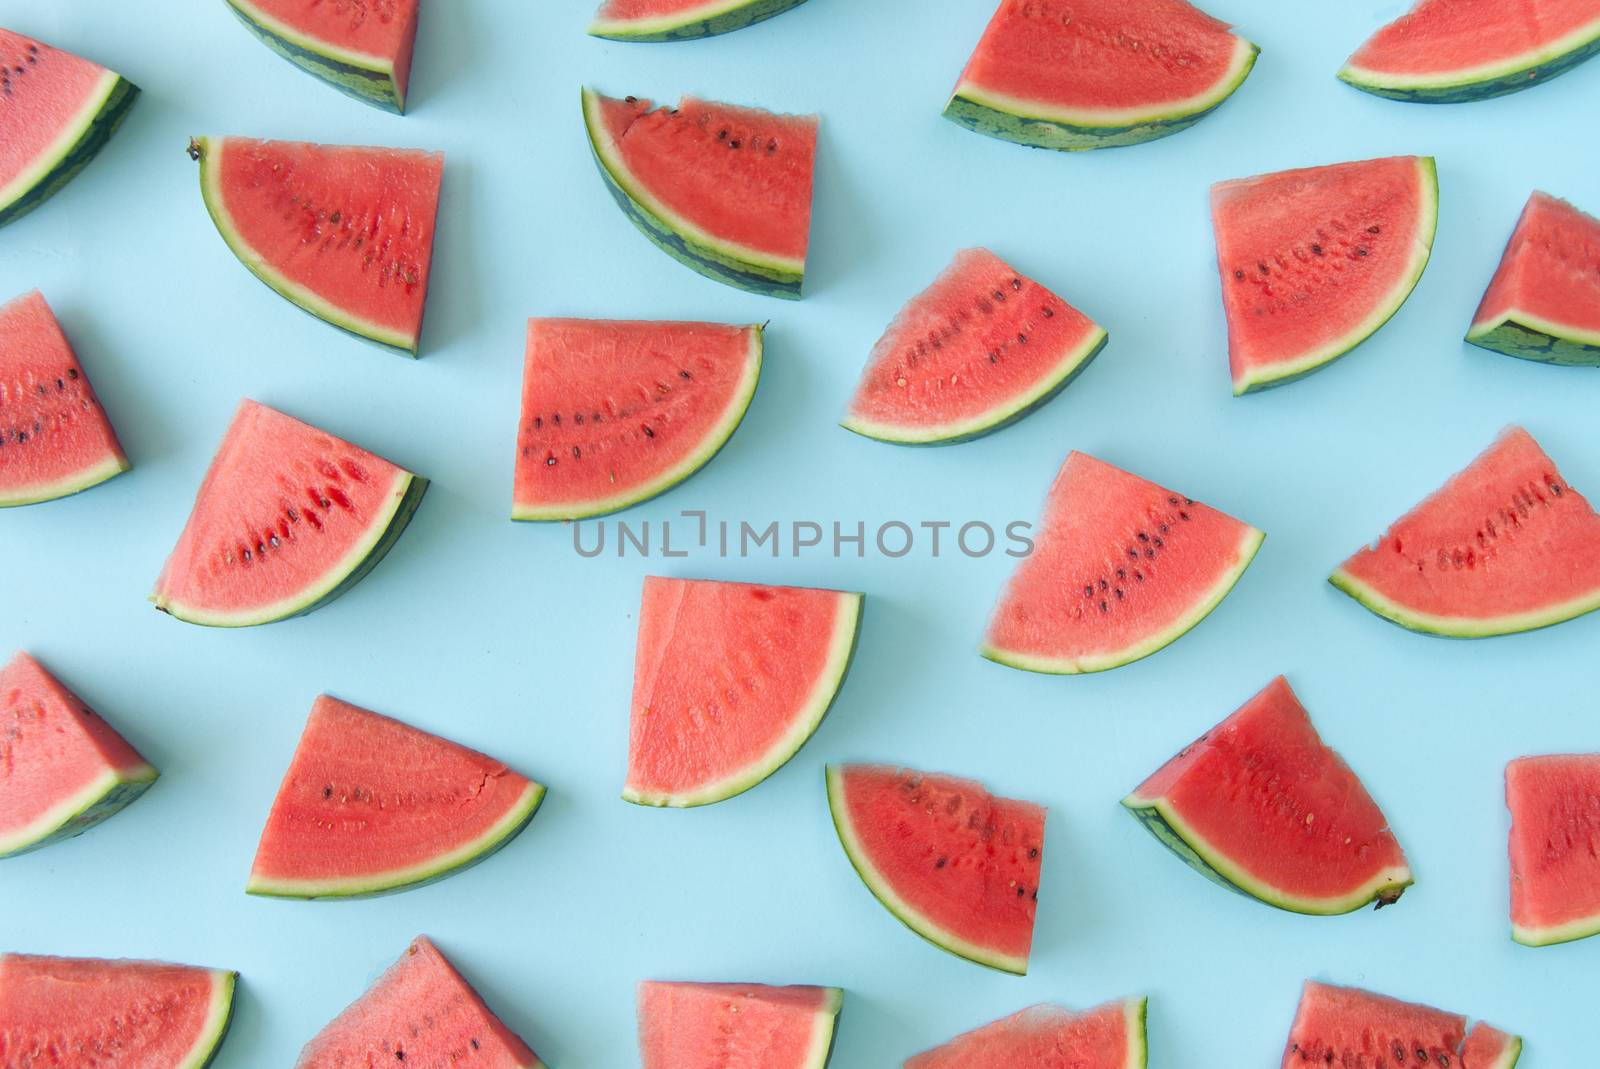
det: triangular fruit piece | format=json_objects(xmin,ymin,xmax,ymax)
[
  {"xmin": 513, "ymin": 319, "xmax": 762, "ymax": 520},
  {"xmin": 1124, "ymin": 676, "xmax": 1412, "ymax": 915},
  {"xmin": 945, "ymin": 0, "xmax": 1257, "ymax": 151},
  {"xmin": 1281, "ymin": 983, "xmax": 1467, "ymax": 1069},
  {"xmin": 827, "ymin": 764, "xmax": 1045, "ymax": 974},
  {"xmin": 590, "ymin": 0, "xmax": 811, "ymax": 41},
  {"xmin": 626, "ymin": 578, "xmax": 861, "ymax": 807},
  {"xmin": 0, "ymin": 290, "xmax": 129, "ymax": 507},
  {"xmin": 638, "ymin": 982, "xmax": 842, "ymax": 1069},
  {"xmin": 1331, "ymin": 426, "xmax": 1600, "ymax": 637},
  {"xmin": 189, "ymin": 136, "xmax": 444, "ymax": 354},
  {"xmin": 907, "ymin": 998, "xmax": 1147, "ymax": 1069},
  {"xmin": 1462, "ymin": 1022, "xmax": 1524, "ymax": 1069},
  {"xmin": 248, "ymin": 695, "xmax": 545, "ymax": 898},
  {"xmin": 224, "ymin": 0, "xmax": 420, "ymax": 113},
  {"xmin": 582, "ymin": 88, "xmax": 818, "ymax": 299},
  {"xmin": 842, "ymin": 248, "xmax": 1108, "ymax": 444},
  {"xmin": 0, "ymin": 30, "xmax": 137, "ymax": 228},
  {"xmin": 982, "ymin": 451, "xmax": 1262, "ymax": 674},
  {"xmin": 1506, "ymin": 753, "xmax": 1600, "ymax": 947},
  {"xmin": 0, "ymin": 953, "xmax": 236, "ymax": 1068},
  {"xmin": 296, "ymin": 937, "xmax": 545, "ymax": 1069},
  {"xmin": 1467, "ymin": 191, "xmax": 1600, "ymax": 365},
  {"xmin": 1212, "ymin": 156, "xmax": 1437, "ymax": 393},
  {"xmin": 151, "ymin": 399, "xmax": 427, "ymax": 627},
  {"xmin": 0, "ymin": 651, "xmax": 157, "ymax": 858}
]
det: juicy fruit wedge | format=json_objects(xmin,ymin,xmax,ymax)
[
  {"xmin": 151, "ymin": 400, "xmax": 427, "ymax": 628},
  {"xmin": 513, "ymin": 319, "xmax": 762, "ymax": 520},
  {"xmin": 843, "ymin": 248, "xmax": 1108, "ymax": 444},
  {"xmin": 827, "ymin": 764, "xmax": 1045, "ymax": 974},
  {"xmin": 0, "ymin": 290, "xmax": 129, "ymax": 507},
  {"xmin": 906, "ymin": 999, "xmax": 1148, "ymax": 1069},
  {"xmin": 0, "ymin": 30, "xmax": 137, "ymax": 228},
  {"xmin": 583, "ymin": 88, "xmax": 818, "ymax": 299},
  {"xmin": 982, "ymin": 451, "xmax": 1262, "ymax": 674},
  {"xmin": 248, "ymin": 695, "xmax": 545, "ymax": 898},
  {"xmin": 0, "ymin": 651, "xmax": 157, "ymax": 858},
  {"xmin": 0, "ymin": 953, "xmax": 236, "ymax": 1069},
  {"xmin": 1331, "ymin": 426, "xmax": 1600, "ymax": 637},
  {"xmin": 626, "ymin": 578, "xmax": 861, "ymax": 807},
  {"xmin": 1463, "ymin": 1023, "xmax": 1524, "ymax": 1069},
  {"xmin": 1213, "ymin": 155, "xmax": 1437, "ymax": 393},
  {"xmin": 638, "ymin": 982, "xmax": 842, "ymax": 1069},
  {"xmin": 1467, "ymin": 191, "xmax": 1600, "ymax": 365},
  {"xmin": 190, "ymin": 135, "xmax": 444, "ymax": 354},
  {"xmin": 225, "ymin": 0, "xmax": 420, "ymax": 113},
  {"xmin": 1507, "ymin": 753, "xmax": 1600, "ymax": 947},
  {"xmin": 1280, "ymin": 982, "xmax": 1518, "ymax": 1069},
  {"xmin": 590, "ymin": 0, "xmax": 811, "ymax": 41},
  {"xmin": 1124, "ymin": 676, "xmax": 1412, "ymax": 915},
  {"xmin": 296, "ymin": 937, "xmax": 545, "ymax": 1069}
]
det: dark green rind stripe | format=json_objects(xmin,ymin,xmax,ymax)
[
  {"xmin": 1340, "ymin": 34, "xmax": 1600, "ymax": 102},
  {"xmin": 197, "ymin": 976, "xmax": 239, "ymax": 1069},
  {"xmin": 0, "ymin": 77, "xmax": 138, "ymax": 229},
  {"xmin": 0, "ymin": 774, "xmax": 156, "ymax": 859},
  {"xmin": 816, "ymin": 1004, "xmax": 843, "ymax": 1069},
  {"xmin": 591, "ymin": 0, "xmax": 809, "ymax": 41},
  {"xmin": 1468, "ymin": 319, "xmax": 1600, "ymax": 366},
  {"xmin": 1125, "ymin": 803, "xmax": 1253, "ymax": 902},
  {"xmin": 225, "ymin": 0, "xmax": 403, "ymax": 113}
]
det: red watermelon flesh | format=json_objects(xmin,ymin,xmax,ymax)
[
  {"xmin": 828, "ymin": 764, "xmax": 1045, "ymax": 974},
  {"xmin": 1469, "ymin": 191, "xmax": 1600, "ymax": 353},
  {"xmin": 638, "ymin": 981, "xmax": 842, "ymax": 1069},
  {"xmin": 0, "ymin": 290, "xmax": 129, "ymax": 507},
  {"xmin": 905, "ymin": 998, "xmax": 1146, "ymax": 1069},
  {"xmin": 1506, "ymin": 753, "xmax": 1600, "ymax": 946},
  {"xmin": 1281, "ymin": 982, "xmax": 1466, "ymax": 1069},
  {"xmin": 1344, "ymin": 0, "xmax": 1600, "ymax": 88},
  {"xmin": 230, "ymin": 0, "xmax": 419, "ymax": 104},
  {"xmin": 248, "ymin": 695, "xmax": 545, "ymax": 898},
  {"xmin": 1462, "ymin": 1022, "xmax": 1524, "ymax": 1069},
  {"xmin": 296, "ymin": 937, "xmax": 544, "ymax": 1069},
  {"xmin": 626, "ymin": 577, "xmax": 861, "ymax": 807}
]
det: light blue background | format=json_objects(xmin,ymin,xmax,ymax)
[{"xmin": 3, "ymin": 1, "xmax": 1598, "ymax": 1065}]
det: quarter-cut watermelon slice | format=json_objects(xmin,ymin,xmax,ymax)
[
  {"xmin": 1506, "ymin": 753, "xmax": 1600, "ymax": 947},
  {"xmin": 1212, "ymin": 155, "xmax": 1438, "ymax": 393},
  {"xmin": 1463, "ymin": 1023, "xmax": 1525, "ymax": 1069},
  {"xmin": 638, "ymin": 982, "xmax": 842, "ymax": 1069},
  {"xmin": 944, "ymin": 0, "xmax": 1257, "ymax": 151},
  {"xmin": 0, "ymin": 953, "xmax": 236, "ymax": 1069},
  {"xmin": 248, "ymin": 695, "xmax": 545, "ymax": 898},
  {"xmin": 1124, "ymin": 676, "xmax": 1413, "ymax": 915},
  {"xmin": 590, "ymin": 0, "xmax": 810, "ymax": 41},
  {"xmin": 0, "ymin": 290, "xmax": 129, "ymax": 507},
  {"xmin": 189, "ymin": 136, "xmax": 444, "ymax": 354},
  {"xmin": 151, "ymin": 399, "xmax": 427, "ymax": 628},
  {"xmin": 827, "ymin": 764, "xmax": 1046, "ymax": 974},
  {"xmin": 1331, "ymin": 426, "xmax": 1600, "ymax": 637},
  {"xmin": 296, "ymin": 937, "xmax": 545, "ymax": 1069},
  {"xmin": 513, "ymin": 319, "xmax": 762, "ymax": 520},
  {"xmin": 1281, "ymin": 983, "xmax": 1470, "ymax": 1069},
  {"xmin": 1340, "ymin": 0, "xmax": 1600, "ymax": 102},
  {"xmin": 982, "ymin": 451, "xmax": 1262, "ymax": 674},
  {"xmin": 626, "ymin": 577, "xmax": 861, "ymax": 807},
  {"xmin": 225, "ymin": 0, "xmax": 420, "ymax": 113},
  {"xmin": 906, "ymin": 999, "xmax": 1148, "ymax": 1069},
  {"xmin": 583, "ymin": 88, "xmax": 818, "ymax": 299},
  {"xmin": 0, "ymin": 651, "xmax": 157, "ymax": 859},
  {"xmin": 0, "ymin": 30, "xmax": 137, "ymax": 229},
  {"xmin": 842, "ymin": 248, "xmax": 1108, "ymax": 444},
  {"xmin": 1467, "ymin": 191, "xmax": 1600, "ymax": 365}
]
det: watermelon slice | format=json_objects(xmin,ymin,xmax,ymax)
[
  {"xmin": 582, "ymin": 88, "xmax": 818, "ymax": 299},
  {"xmin": 906, "ymin": 999, "xmax": 1148, "ymax": 1069},
  {"xmin": 841, "ymin": 248, "xmax": 1108, "ymax": 444},
  {"xmin": 189, "ymin": 135, "xmax": 444, "ymax": 355},
  {"xmin": 944, "ymin": 0, "xmax": 1258, "ymax": 151},
  {"xmin": 1467, "ymin": 191, "xmax": 1600, "ymax": 366},
  {"xmin": 590, "ymin": 0, "xmax": 810, "ymax": 41},
  {"xmin": 248, "ymin": 695, "xmax": 545, "ymax": 898},
  {"xmin": 1331, "ymin": 426, "xmax": 1600, "ymax": 637},
  {"xmin": 1280, "ymin": 982, "xmax": 1519, "ymax": 1069},
  {"xmin": 0, "ymin": 30, "xmax": 137, "ymax": 229},
  {"xmin": 1124, "ymin": 676, "xmax": 1413, "ymax": 915},
  {"xmin": 982, "ymin": 451, "xmax": 1262, "ymax": 674},
  {"xmin": 513, "ymin": 319, "xmax": 762, "ymax": 521},
  {"xmin": 1463, "ymin": 1023, "xmax": 1525, "ymax": 1069},
  {"xmin": 0, "ymin": 953, "xmax": 236, "ymax": 1069},
  {"xmin": 1506, "ymin": 753, "xmax": 1600, "ymax": 947},
  {"xmin": 0, "ymin": 651, "xmax": 157, "ymax": 858},
  {"xmin": 0, "ymin": 290, "xmax": 129, "ymax": 507},
  {"xmin": 626, "ymin": 577, "xmax": 862, "ymax": 807},
  {"xmin": 225, "ymin": 0, "xmax": 420, "ymax": 113},
  {"xmin": 296, "ymin": 937, "xmax": 545, "ymax": 1069},
  {"xmin": 1341, "ymin": 0, "xmax": 1600, "ymax": 103},
  {"xmin": 638, "ymin": 982, "xmax": 842, "ymax": 1069},
  {"xmin": 827, "ymin": 764, "xmax": 1045, "ymax": 974},
  {"xmin": 1212, "ymin": 155, "xmax": 1438, "ymax": 393},
  {"xmin": 151, "ymin": 399, "xmax": 427, "ymax": 628}
]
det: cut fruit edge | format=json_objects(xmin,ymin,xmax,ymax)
[
  {"xmin": 0, "ymin": 70, "xmax": 130, "ymax": 214},
  {"xmin": 224, "ymin": 0, "xmax": 400, "ymax": 103},
  {"xmin": 0, "ymin": 452, "xmax": 130, "ymax": 509},
  {"xmin": 1122, "ymin": 997, "xmax": 1150, "ymax": 1069},
  {"xmin": 1468, "ymin": 308, "xmax": 1600, "ymax": 353},
  {"xmin": 798, "ymin": 988, "xmax": 845, "ymax": 1069},
  {"xmin": 183, "ymin": 969, "xmax": 239, "ymax": 1069},
  {"xmin": 623, "ymin": 592, "xmax": 862, "ymax": 808},
  {"xmin": 1468, "ymin": 1029, "xmax": 1525, "ymax": 1069},
  {"xmin": 0, "ymin": 762, "xmax": 158, "ymax": 857},
  {"xmin": 1339, "ymin": 16, "xmax": 1600, "ymax": 95},
  {"xmin": 1328, "ymin": 566, "xmax": 1600, "ymax": 638},
  {"xmin": 1513, "ymin": 911, "xmax": 1600, "ymax": 948},
  {"xmin": 589, "ymin": 0, "xmax": 804, "ymax": 40}
]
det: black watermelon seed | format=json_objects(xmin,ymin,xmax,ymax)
[
  {"xmin": 1137, "ymin": 532, "xmax": 1149, "ymax": 542},
  {"xmin": 572, "ymin": 446, "xmax": 581, "ymax": 459},
  {"xmin": 935, "ymin": 857, "xmax": 946, "ymax": 869},
  {"xmin": 988, "ymin": 351, "xmax": 999, "ymax": 364},
  {"xmin": 1099, "ymin": 600, "xmax": 1108, "ymax": 612},
  {"xmin": 1367, "ymin": 224, "xmax": 1381, "ymax": 234},
  {"xmin": 679, "ymin": 369, "xmax": 692, "ymax": 379},
  {"xmin": 1016, "ymin": 886, "xmax": 1025, "ymax": 897},
  {"xmin": 545, "ymin": 456, "xmax": 556, "ymax": 466},
  {"xmin": 642, "ymin": 425, "xmax": 655, "ymax": 438},
  {"xmin": 717, "ymin": 128, "xmax": 727, "ymax": 139},
  {"xmin": 1233, "ymin": 269, "xmax": 1245, "ymax": 280},
  {"xmin": 1027, "ymin": 847, "xmax": 1038, "ymax": 859},
  {"xmin": 323, "ymin": 786, "xmax": 332, "ymax": 798},
  {"xmin": 1098, "ymin": 578, "xmax": 1108, "ymax": 590},
  {"xmin": 1016, "ymin": 333, "xmax": 1027, "ymax": 344},
  {"xmin": 1311, "ymin": 244, "xmax": 1324, "ymax": 255},
  {"xmin": 1179, "ymin": 510, "xmax": 1191, "ymax": 521},
  {"xmin": 728, "ymin": 139, "xmax": 741, "ymax": 149},
  {"xmin": 1152, "ymin": 537, "xmax": 1164, "ymax": 548},
  {"xmin": 625, "ymin": 95, "xmax": 637, "ymax": 103},
  {"xmin": 1355, "ymin": 246, "xmax": 1368, "ymax": 257},
  {"xmin": 1257, "ymin": 261, "xmax": 1269, "ymax": 274},
  {"xmin": 1127, "ymin": 548, "xmax": 1138, "ymax": 559},
  {"xmin": 1083, "ymin": 584, "xmax": 1093, "ymax": 597},
  {"xmin": 1115, "ymin": 588, "xmax": 1124, "ymax": 599},
  {"xmin": 1040, "ymin": 306, "xmax": 1054, "ymax": 318},
  {"xmin": 533, "ymin": 416, "xmax": 542, "ymax": 429},
  {"xmin": 1011, "ymin": 277, "xmax": 1021, "ymax": 290},
  {"xmin": 1134, "ymin": 571, "xmax": 1144, "ymax": 582}
]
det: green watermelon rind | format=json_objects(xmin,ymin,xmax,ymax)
[
  {"xmin": 1122, "ymin": 997, "xmax": 1150, "ymax": 1069},
  {"xmin": 224, "ymin": 0, "xmax": 407, "ymax": 113},
  {"xmin": 802, "ymin": 987, "xmax": 845, "ymax": 1069},
  {"xmin": 185, "ymin": 970, "xmax": 239, "ymax": 1069},
  {"xmin": 1514, "ymin": 912, "xmax": 1600, "ymax": 948},
  {"xmin": 1339, "ymin": 18, "xmax": 1600, "ymax": 103},
  {"xmin": 0, "ymin": 452, "xmax": 131, "ymax": 509},
  {"xmin": 1466, "ymin": 1029, "xmax": 1526, "ymax": 1069},
  {"xmin": 1466, "ymin": 311, "xmax": 1600, "ymax": 367},
  {"xmin": 589, "ymin": 0, "xmax": 809, "ymax": 42},
  {"xmin": 1328, "ymin": 566, "xmax": 1600, "ymax": 639},
  {"xmin": 0, "ymin": 70, "xmax": 138, "ymax": 229},
  {"xmin": 0, "ymin": 763, "xmax": 158, "ymax": 859}
]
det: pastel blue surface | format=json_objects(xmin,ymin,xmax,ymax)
[{"xmin": 3, "ymin": 1, "xmax": 1598, "ymax": 1065}]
